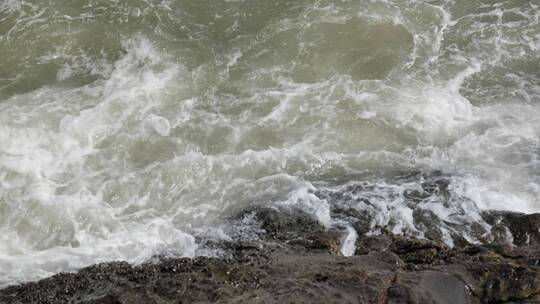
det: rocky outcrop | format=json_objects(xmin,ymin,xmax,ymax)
[
  {"xmin": 484, "ymin": 212, "xmax": 540, "ymax": 246},
  {"xmin": 1, "ymin": 208, "xmax": 539, "ymax": 304}
]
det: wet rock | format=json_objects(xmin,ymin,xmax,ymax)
[
  {"xmin": 390, "ymin": 237, "xmax": 447, "ymax": 265},
  {"xmin": 0, "ymin": 253, "xmax": 397, "ymax": 304},
  {"xmin": 411, "ymin": 209, "xmax": 447, "ymax": 243},
  {"xmin": 464, "ymin": 261, "xmax": 540, "ymax": 303},
  {"xmin": 331, "ymin": 205, "xmax": 373, "ymax": 236},
  {"xmin": 354, "ymin": 234, "xmax": 393, "ymax": 255},
  {"xmin": 418, "ymin": 271, "xmax": 467, "ymax": 304},
  {"xmin": 386, "ymin": 284, "xmax": 418, "ymax": 304},
  {"xmin": 484, "ymin": 212, "xmax": 540, "ymax": 246},
  {"xmin": 386, "ymin": 270, "xmax": 468, "ymax": 304},
  {"xmin": 402, "ymin": 171, "xmax": 451, "ymax": 202},
  {"xmin": 2, "ymin": 208, "xmax": 540, "ymax": 304},
  {"xmin": 243, "ymin": 207, "xmax": 342, "ymax": 254}
]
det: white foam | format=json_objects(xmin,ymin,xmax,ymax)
[
  {"xmin": 145, "ymin": 114, "xmax": 171, "ymax": 137},
  {"xmin": 340, "ymin": 225, "xmax": 357, "ymax": 257},
  {"xmin": 0, "ymin": 36, "xmax": 195, "ymax": 287},
  {"xmin": 0, "ymin": 218, "xmax": 198, "ymax": 287}
]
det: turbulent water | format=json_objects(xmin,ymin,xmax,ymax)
[{"xmin": 0, "ymin": 0, "xmax": 539, "ymax": 286}]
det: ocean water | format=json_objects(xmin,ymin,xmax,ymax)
[{"xmin": 0, "ymin": 0, "xmax": 539, "ymax": 286}]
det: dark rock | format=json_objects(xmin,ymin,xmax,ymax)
[
  {"xmin": 484, "ymin": 212, "xmax": 540, "ymax": 246},
  {"xmin": 246, "ymin": 207, "xmax": 342, "ymax": 254},
  {"xmin": 411, "ymin": 209, "xmax": 446, "ymax": 243},
  {"xmin": 466, "ymin": 261, "xmax": 540, "ymax": 303},
  {"xmin": 386, "ymin": 270, "xmax": 469, "ymax": 304},
  {"xmin": 2, "ymin": 207, "xmax": 540, "ymax": 303},
  {"xmin": 419, "ymin": 271, "xmax": 468, "ymax": 304},
  {"xmin": 331, "ymin": 206, "xmax": 373, "ymax": 236},
  {"xmin": 0, "ymin": 253, "xmax": 397, "ymax": 304},
  {"xmin": 355, "ymin": 234, "xmax": 393, "ymax": 255},
  {"xmin": 390, "ymin": 237, "xmax": 447, "ymax": 265},
  {"xmin": 386, "ymin": 284, "xmax": 417, "ymax": 304}
]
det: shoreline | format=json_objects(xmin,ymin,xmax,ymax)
[{"xmin": 1, "ymin": 208, "xmax": 539, "ymax": 303}]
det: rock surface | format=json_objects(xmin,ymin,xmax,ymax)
[{"xmin": 1, "ymin": 208, "xmax": 539, "ymax": 304}]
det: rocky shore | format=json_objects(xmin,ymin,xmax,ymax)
[{"xmin": 1, "ymin": 206, "xmax": 539, "ymax": 303}]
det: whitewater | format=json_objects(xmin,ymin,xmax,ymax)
[{"xmin": 0, "ymin": 0, "xmax": 539, "ymax": 286}]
